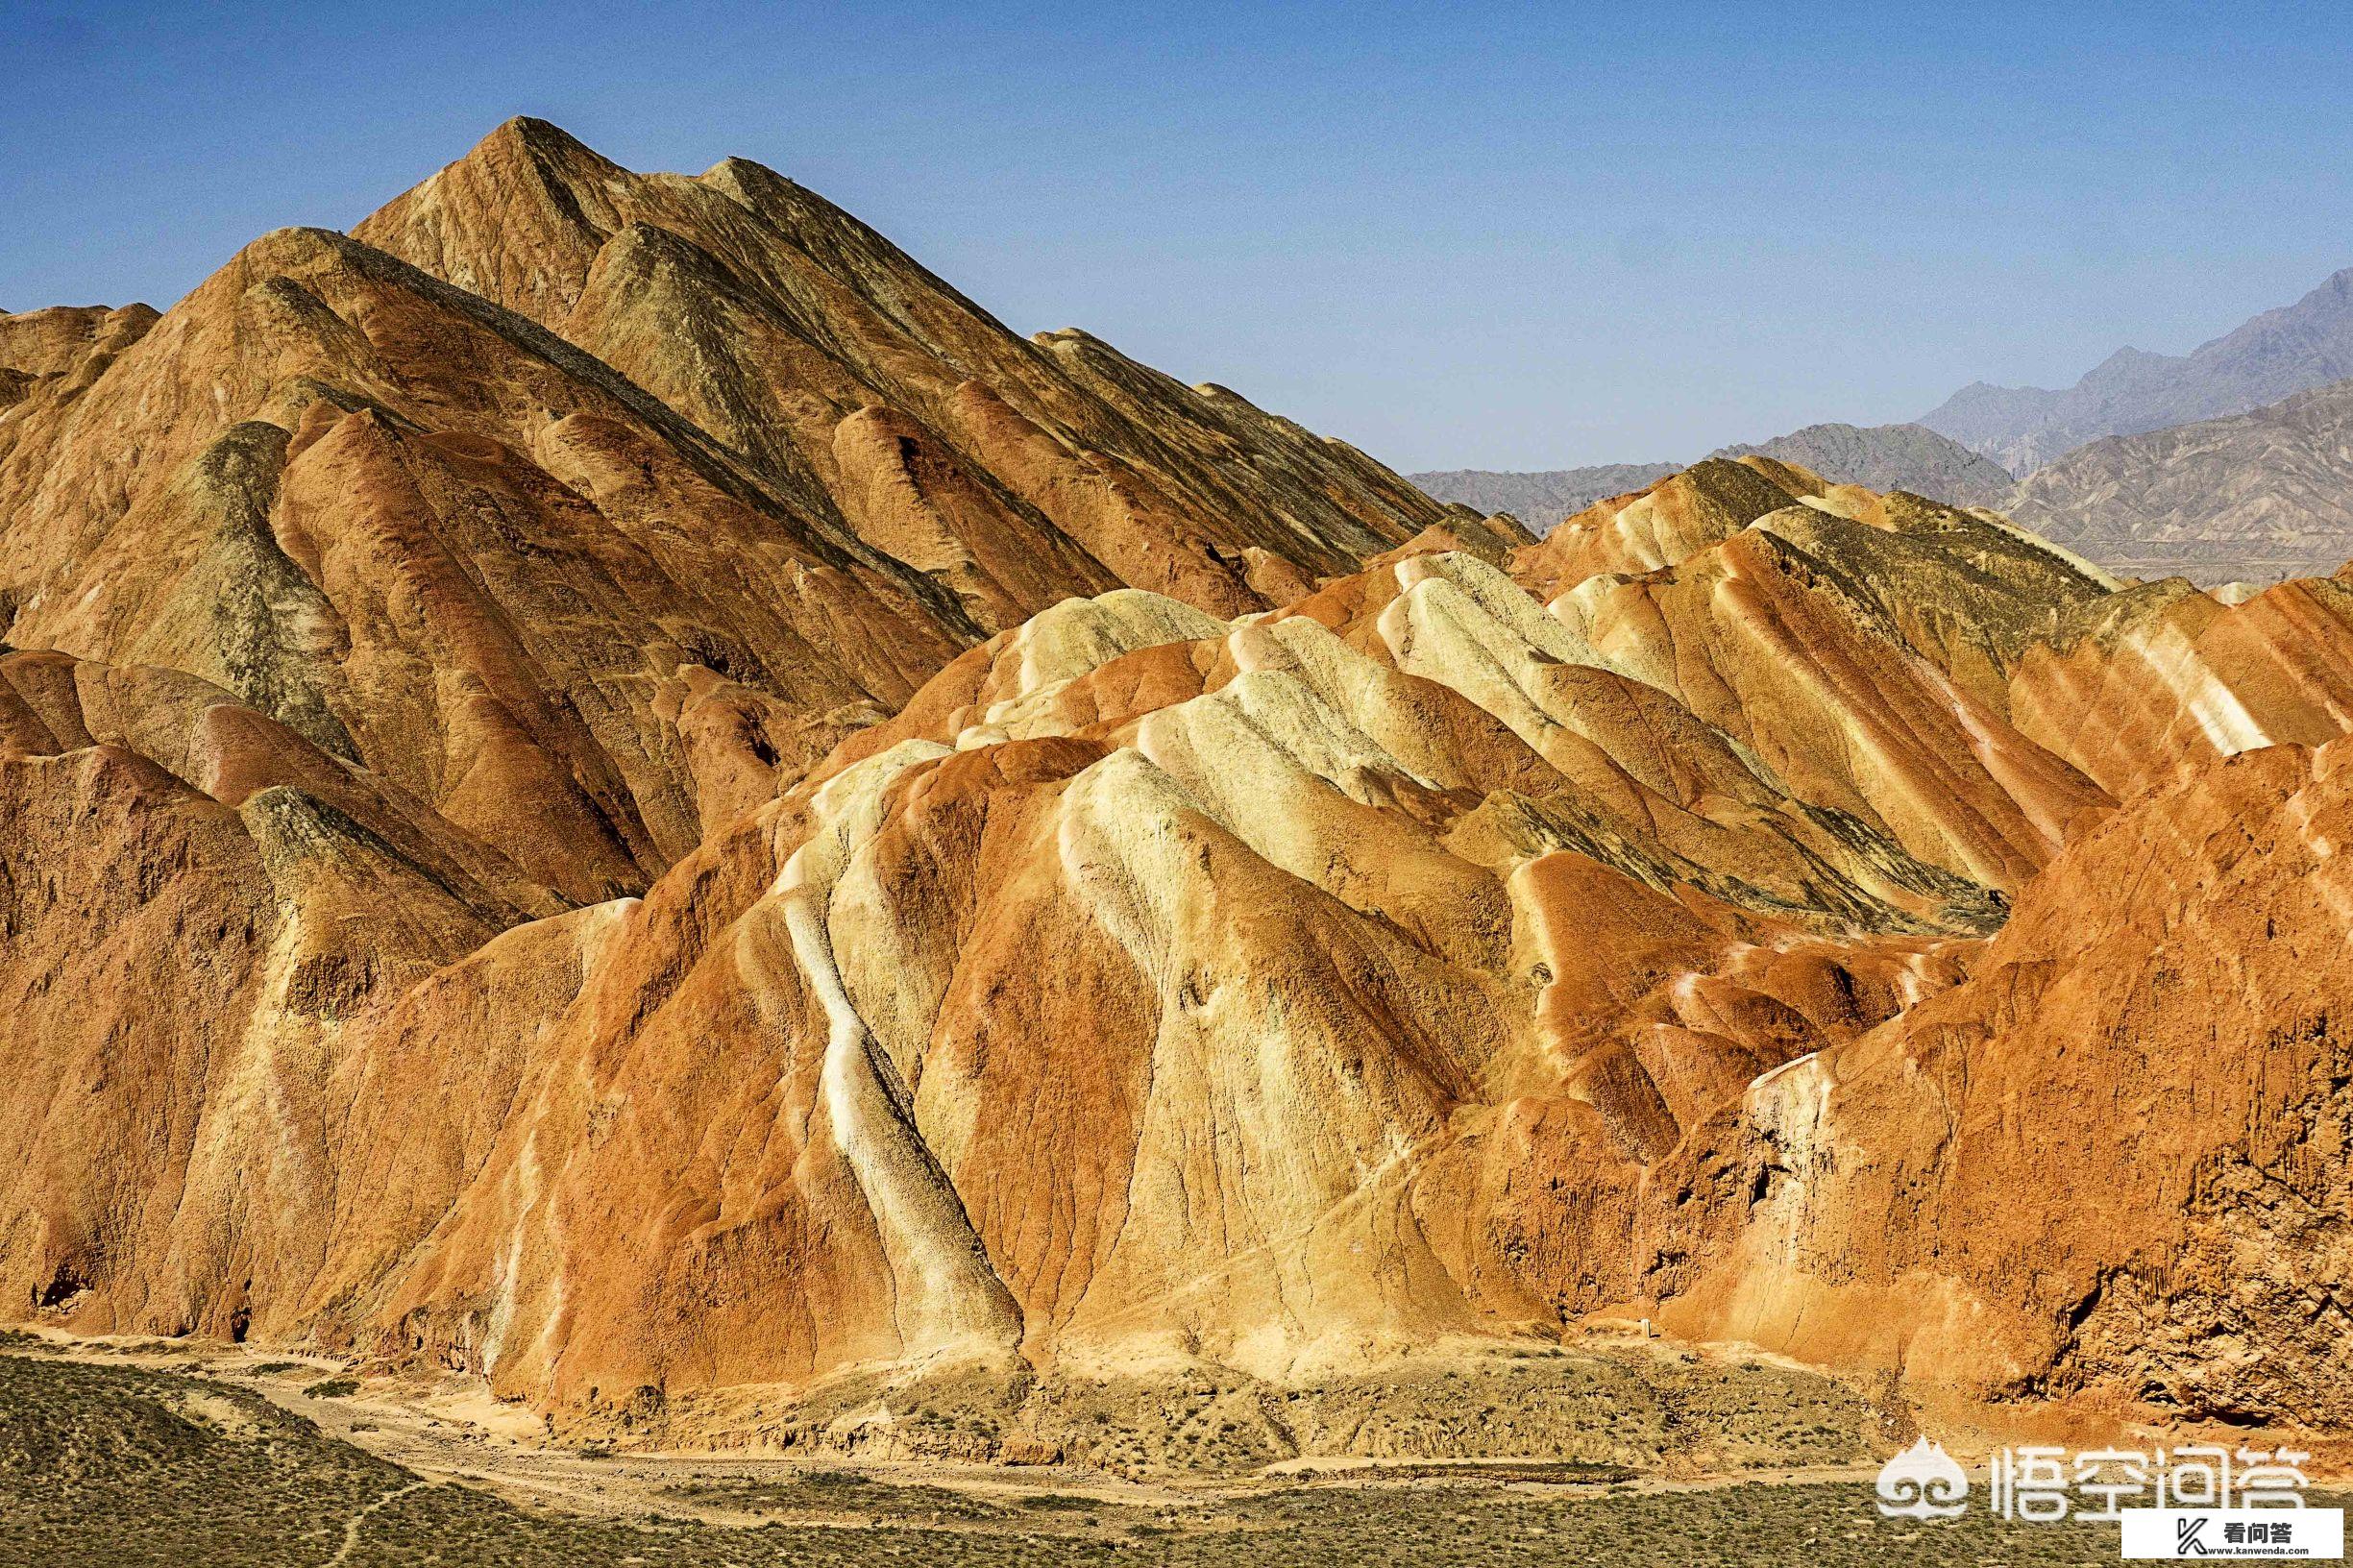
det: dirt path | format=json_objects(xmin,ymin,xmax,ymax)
[
  {"xmin": 12, "ymin": 1336, "xmax": 1215, "ymax": 1527},
  {"xmin": 0, "ymin": 1332, "xmax": 2030, "ymax": 1532},
  {"xmin": 325, "ymin": 1479, "xmax": 431, "ymax": 1567}
]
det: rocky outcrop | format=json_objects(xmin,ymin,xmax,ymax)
[{"xmin": 1642, "ymin": 735, "xmax": 2353, "ymax": 1428}]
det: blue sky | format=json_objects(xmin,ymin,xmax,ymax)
[{"xmin": 6, "ymin": 2, "xmax": 2348, "ymax": 470}]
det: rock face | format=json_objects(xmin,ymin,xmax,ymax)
[
  {"xmin": 0, "ymin": 119, "xmax": 1458, "ymax": 904},
  {"xmin": 1920, "ymin": 265, "xmax": 2353, "ymax": 474},
  {"xmin": 4, "ymin": 121, "xmax": 2350, "ymax": 1458},
  {"xmin": 2002, "ymin": 377, "xmax": 2353, "ymax": 584},
  {"xmin": 1651, "ymin": 734, "xmax": 2353, "ymax": 1428}
]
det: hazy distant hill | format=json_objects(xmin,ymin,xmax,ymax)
[
  {"xmin": 1407, "ymin": 463, "xmax": 1678, "ymax": 529},
  {"xmin": 1413, "ymin": 421, "xmax": 2009, "ymax": 532},
  {"xmin": 1708, "ymin": 422, "xmax": 2013, "ymax": 507},
  {"xmin": 1921, "ymin": 267, "xmax": 2353, "ymax": 475},
  {"xmin": 2003, "ymin": 376, "xmax": 2353, "ymax": 583}
]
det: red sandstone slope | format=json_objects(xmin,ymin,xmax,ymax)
[
  {"xmin": 0, "ymin": 227, "xmax": 970, "ymax": 900},
  {"xmin": 1643, "ymin": 735, "xmax": 2353, "ymax": 1428},
  {"xmin": 1, "ymin": 125, "xmax": 1464, "ymax": 907},
  {"xmin": 2, "ymin": 121, "xmax": 2350, "ymax": 1462}
]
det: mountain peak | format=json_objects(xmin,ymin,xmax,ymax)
[
  {"xmin": 1921, "ymin": 260, "xmax": 2353, "ymax": 472},
  {"xmin": 351, "ymin": 121, "xmax": 637, "ymax": 325},
  {"xmin": 433, "ymin": 115, "xmax": 632, "ymax": 207},
  {"xmin": 476, "ymin": 114, "xmax": 614, "ymax": 169},
  {"xmin": 698, "ymin": 153, "xmax": 793, "ymax": 193}
]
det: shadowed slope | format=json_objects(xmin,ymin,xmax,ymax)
[{"xmin": 0, "ymin": 224, "xmax": 979, "ymax": 898}]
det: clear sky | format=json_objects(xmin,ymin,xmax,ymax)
[{"xmin": 6, "ymin": 2, "xmax": 2349, "ymax": 471}]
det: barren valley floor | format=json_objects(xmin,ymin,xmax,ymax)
[{"xmin": 0, "ymin": 1342, "xmax": 2262, "ymax": 1567}]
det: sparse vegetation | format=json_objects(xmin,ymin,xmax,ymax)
[{"xmin": 10, "ymin": 1348, "xmax": 2332, "ymax": 1565}]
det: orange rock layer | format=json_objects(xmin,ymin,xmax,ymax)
[{"xmin": 2, "ymin": 123, "xmax": 2347, "ymax": 1448}]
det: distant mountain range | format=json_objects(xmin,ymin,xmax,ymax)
[
  {"xmin": 1919, "ymin": 267, "xmax": 2353, "ymax": 475},
  {"xmin": 1420, "ymin": 265, "xmax": 2353, "ymax": 584},
  {"xmin": 2005, "ymin": 375, "xmax": 2353, "ymax": 583},
  {"xmin": 1404, "ymin": 463, "xmax": 1679, "ymax": 527},
  {"xmin": 1710, "ymin": 422, "xmax": 2014, "ymax": 508},
  {"xmin": 1410, "ymin": 421, "xmax": 2008, "ymax": 531}
]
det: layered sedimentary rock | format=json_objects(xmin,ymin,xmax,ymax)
[
  {"xmin": 0, "ymin": 120, "xmax": 1455, "ymax": 912},
  {"xmin": 352, "ymin": 118, "xmax": 1447, "ymax": 627},
  {"xmin": 1643, "ymin": 734, "xmax": 2353, "ymax": 1427},
  {"xmin": 0, "ymin": 228, "xmax": 968, "ymax": 901},
  {"xmin": 4, "ymin": 122, "xmax": 2349, "ymax": 1456},
  {"xmin": 2009, "ymin": 574, "xmax": 2353, "ymax": 798}
]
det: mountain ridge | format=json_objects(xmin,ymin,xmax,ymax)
[
  {"xmin": 1409, "ymin": 420, "xmax": 2008, "ymax": 531},
  {"xmin": 1919, "ymin": 264, "xmax": 2353, "ymax": 473},
  {"xmin": 1706, "ymin": 420, "xmax": 2013, "ymax": 507},
  {"xmin": 1404, "ymin": 462, "xmax": 1679, "ymax": 529}
]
